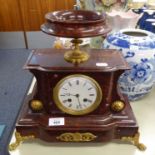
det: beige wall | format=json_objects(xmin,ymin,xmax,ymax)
[{"xmin": 148, "ymin": 0, "xmax": 155, "ymax": 3}]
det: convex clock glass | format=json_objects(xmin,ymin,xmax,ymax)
[{"xmin": 53, "ymin": 74, "xmax": 102, "ymax": 115}]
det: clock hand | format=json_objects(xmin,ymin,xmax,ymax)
[
  {"xmin": 76, "ymin": 94, "xmax": 82, "ymax": 108},
  {"xmin": 64, "ymin": 93, "xmax": 76, "ymax": 96}
]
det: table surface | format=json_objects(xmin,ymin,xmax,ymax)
[
  {"xmin": 9, "ymin": 79, "xmax": 155, "ymax": 155},
  {"xmin": 0, "ymin": 49, "xmax": 33, "ymax": 155}
]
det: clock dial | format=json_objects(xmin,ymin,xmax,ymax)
[{"xmin": 53, "ymin": 74, "xmax": 102, "ymax": 115}]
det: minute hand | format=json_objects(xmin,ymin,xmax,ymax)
[{"xmin": 76, "ymin": 95, "xmax": 82, "ymax": 108}]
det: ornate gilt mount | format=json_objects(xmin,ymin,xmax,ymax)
[
  {"xmin": 9, "ymin": 132, "xmax": 35, "ymax": 151},
  {"xmin": 56, "ymin": 132, "xmax": 97, "ymax": 142},
  {"xmin": 121, "ymin": 132, "xmax": 146, "ymax": 151},
  {"xmin": 64, "ymin": 39, "xmax": 89, "ymax": 64}
]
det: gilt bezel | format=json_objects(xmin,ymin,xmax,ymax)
[{"xmin": 53, "ymin": 74, "xmax": 102, "ymax": 115}]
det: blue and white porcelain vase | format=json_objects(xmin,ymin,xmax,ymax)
[{"xmin": 103, "ymin": 29, "xmax": 155, "ymax": 101}]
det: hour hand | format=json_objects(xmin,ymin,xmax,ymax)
[{"xmin": 64, "ymin": 93, "xmax": 76, "ymax": 96}]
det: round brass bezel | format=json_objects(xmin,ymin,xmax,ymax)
[{"xmin": 53, "ymin": 74, "xmax": 102, "ymax": 115}]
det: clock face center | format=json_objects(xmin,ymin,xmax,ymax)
[
  {"xmin": 58, "ymin": 77, "xmax": 97, "ymax": 111},
  {"xmin": 75, "ymin": 94, "xmax": 79, "ymax": 98}
]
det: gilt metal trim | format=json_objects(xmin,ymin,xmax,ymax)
[
  {"xmin": 111, "ymin": 100, "xmax": 125, "ymax": 112},
  {"xmin": 9, "ymin": 132, "xmax": 35, "ymax": 151},
  {"xmin": 56, "ymin": 132, "xmax": 97, "ymax": 142},
  {"xmin": 121, "ymin": 132, "xmax": 146, "ymax": 151}
]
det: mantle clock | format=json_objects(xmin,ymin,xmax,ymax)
[
  {"xmin": 9, "ymin": 10, "xmax": 146, "ymax": 151},
  {"xmin": 9, "ymin": 49, "xmax": 145, "ymax": 151}
]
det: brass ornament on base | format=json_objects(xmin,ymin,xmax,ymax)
[
  {"xmin": 56, "ymin": 132, "xmax": 97, "ymax": 142},
  {"xmin": 9, "ymin": 132, "xmax": 35, "ymax": 151},
  {"xmin": 121, "ymin": 132, "xmax": 146, "ymax": 151}
]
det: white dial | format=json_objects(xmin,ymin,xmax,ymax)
[{"xmin": 53, "ymin": 74, "xmax": 102, "ymax": 115}]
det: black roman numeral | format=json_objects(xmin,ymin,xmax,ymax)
[
  {"xmin": 68, "ymin": 104, "xmax": 72, "ymax": 107},
  {"xmin": 60, "ymin": 94, "xmax": 65, "ymax": 96},
  {"xmin": 76, "ymin": 80, "xmax": 79, "ymax": 85},
  {"xmin": 89, "ymin": 94, "xmax": 95, "ymax": 96},
  {"xmin": 83, "ymin": 104, "xmax": 87, "ymax": 108},
  {"xmin": 87, "ymin": 99, "xmax": 92, "ymax": 103},
  {"xmin": 62, "ymin": 99, "xmax": 68, "ymax": 103},
  {"xmin": 83, "ymin": 81, "xmax": 87, "ymax": 87},
  {"xmin": 68, "ymin": 82, "xmax": 72, "ymax": 87},
  {"xmin": 76, "ymin": 105, "xmax": 82, "ymax": 109}
]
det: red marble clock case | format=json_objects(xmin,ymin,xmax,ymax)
[{"xmin": 16, "ymin": 49, "xmax": 138, "ymax": 142}]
